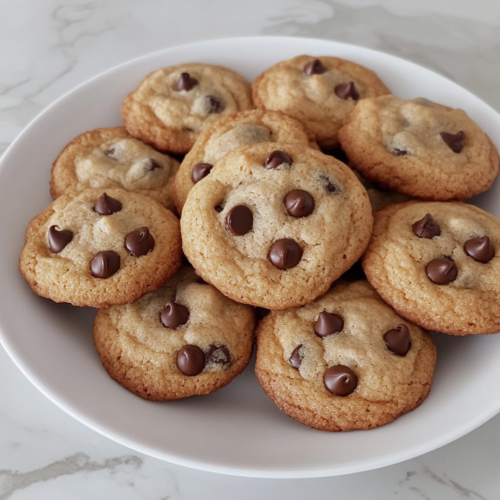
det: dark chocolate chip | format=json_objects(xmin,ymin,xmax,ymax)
[
  {"xmin": 205, "ymin": 344, "xmax": 231, "ymax": 365},
  {"xmin": 48, "ymin": 225, "xmax": 73, "ymax": 253},
  {"xmin": 320, "ymin": 175, "xmax": 336, "ymax": 192},
  {"xmin": 148, "ymin": 158, "xmax": 162, "ymax": 171},
  {"xmin": 314, "ymin": 312, "xmax": 344, "ymax": 338},
  {"xmin": 334, "ymin": 82, "xmax": 359, "ymax": 100},
  {"xmin": 464, "ymin": 236, "xmax": 495, "ymax": 263},
  {"xmin": 303, "ymin": 59, "xmax": 326, "ymax": 75},
  {"xmin": 268, "ymin": 239, "xmax": 302, "ymax": 269},
  {"xmin": 93, "ymin": 193, "xmax": 122, "ymax": 215},
  {"xmin": 124, "ymin": 227, "xmax": 155, "ymax": 256},
  {"xmin": 160, "ymin": 301, "xmax": 189, "ymax": 329},
  {"xmin": 104, "ymin": 147, "xmax": 116, "ymax": 158},
  {"xmin": 412, "ymin": 213, "xmax": 441, "ymax": 239},
  {"xmin": 255, "ymin": 307, "xmax": 270, "ymax": 320},
  {"xmin": 285, "ymin": 190, "xmax": 314, "ymax": 218},
  {"xmin": 214, "ymin": 204, "xmax": 223, "ymax": 213},
  {"xmin": 192, "ymin": 162, "xmax": 213, "ymax": 183},
  {"xmin": 392, "ymin": 148, "xmax": 408, "ymax": 156},
  {"xmin": 176, "ymin": 345, "xmax": 205, "ymax": 376},
  {"xmin": 440, "ymin": 131, "xmax": 465, "ymax": 153},
  {"xmin": 324, "ymin": 365, "xmax": 358, "ymax": 396},
  {"xmin": 226, "ymin": 205, "xmax": 253, "ymax": 235},
  {"xmin": 264, "ymin": 150, "xmax": 292, "ymax": 169},
  {"xmin": 289, "ymin": 345, "xmax": 303, "ymax": 370},
  {"xmin": 384, "ymin": 324, "xmax": 411, "ymax": 356},
  {"xmin": 426, "ymin": 257, "xmax": 457, "ymax": 284},
  {"xmin": 206, "ymin": 95, "xmax": 222, "ymax": 113},
  {"xmin": 89, "ymin": 251, "xmax": 120, "ymax": 278},
  {"xmin": 172, "ymin": 72, "xmax": 198, "ymax": 91}
]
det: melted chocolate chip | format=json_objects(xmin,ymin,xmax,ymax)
[
  {"xmin": 148, "ymin": 158, "xmax": 162, "ymax": 171},
  {"xmin": 93, "ymin": 193, "xmax": 122, "ymax": 215},
  {"xmin": 160, "ymin": 301, "xmax": 189, "ymax": 329},
  {"xmin": 412, "ymin": 213, "xmax": 441, "ymax": 239},
  {"xmin": 264, "ymin": 150, "xmax": 292, "ymax": 169},
  {"xmin": 48, "ymin": 225, "xmax": 73, "ymax": 253},
  {"xmin": 392, "ymin": 148, "xmax": 408, "ymax": 156},
  {"xmin": 289, "ymin": 345, "xmax": 303, "ymax": 370},
  {"xmin": 426, "ymin": 257, "xmax": 457, "ymax": 284},
  {"xmin": 192, "ymin": 163, "xmax": 213, "ymax": 183},
  {"xmin": 89, "ymin": 251, "xmax": 120, "ymax": 278},
  {"xmin": 324, "ymin": 365, "xmax": 358, "ymax": 396},
  {"xmin": 124, "ymin": 227, "xmax": 155, "ymax": 256},
  {"xmin": 205, "ymin": 344, "xmax": 231, "ymax": 365},
  {"xmin": 268, "ymin": 239, "xmax": 302, "ymax": 269},
  {"xmin": 206, "ymin": 95, "xmax": 222, "ymax": 113},
  {"xmin": 314, "ymin": 312, "xmax": 344, "ymax": 338},
  {"xmin": 303, "ymin": 59, "xmax": 326, "ymax": 75},
  {"xmin": 334, "ymin": 82, "xmax": 359, "ymax": 100},
  {"xmin": 172, "ymin": 72, "xmax": 198, "ymax": 91},
  {"xmin": 226, "ymin": 205, "xmax": 253, "ymax": 235},
  {"xmin": 440, "ymin": 131, "xmax": 465, "ymax": 153},
  {"xmin": 285, "ymin": 190, "xmax": 314, "ymax": 218},
  {"xmin": 464, "ymin": 236, "xmax": 495, "ymax": 263},
  {"xmin": 176, "ymin": 345, "xmax": 205, "ymax": 376},
  {"xmin": 384, "ymin": 324, "xmax": 411, "ymax": 356}
]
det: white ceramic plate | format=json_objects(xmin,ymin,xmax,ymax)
[{"xmin": 1, "ymin": 37, "xmax": 500, "ymax": 479}]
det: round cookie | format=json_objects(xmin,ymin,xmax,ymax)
[
  {"xmin": 93, "ymin": 266, "xmax": 255, "ymax": 401},
  {"xmin": 19, "ymin": 188, "xmax": 182, "ymax": 308},
  {"xmin": 50, "ymin": 127, "xmax": 180, "ymax": 211},
  {"xmin": 171, "ymin": 109, "xmax": 319, "ymax": 213},
  {"xmin": 121, "ymin": 63, "xmax": 253, "ymax": 154},
  {"xmin": 362, "ymin": 201, "xmax": 500, "ymax": 335},
  {"xmin": 252, "ymin": 55, "xmax": 390, "ymax": 149},
  {"xmin": 339, "ymin": 95, "xmax": 500, "ymax": 201},
  {"xmin": 255, "ymin": 280, "xmax": 437, "ymax": 431},
  {"xmin": 181, "ymin": 143, "xmax": 373, "ymax": 310}
]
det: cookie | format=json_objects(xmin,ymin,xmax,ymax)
[
  {"xmin": 19, "ymin": 188, "xmax": 182, "ymax": 308},
  {"xmin": 255, "ymin": 280, "xmax": 437, "ymax": 431},
  {"xmin": 362, "ymin": 201, "xmax": 500, "ymax": 335},
  {"xmin": 121, "ymin": 63, "xmax": 253, "ymax": 154},
  {"xmin": 181, "ymin": 143, "xmax": 373, "ymax": 310},
  {"xmin": 93, "ymin": 266, "xmax": 255, "ymax": 401},
  {"xmin": 339, "ymin": 95, "xmax": 500, "ymax": 200},
  {"xmin": 252, "ymin": 55, "xmax": 390, "ymax": 149},
  {"xmin": 50, "ymin": 127, "xmax": 180, "ymax": 211},
  {"xmin": 171, "ymin": 109, "xmax": 318, "ymax": 213}
]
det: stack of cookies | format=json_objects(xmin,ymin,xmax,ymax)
[{"xmin": 19, "ymin": 55, "xmax": 500, "ymax": 432}]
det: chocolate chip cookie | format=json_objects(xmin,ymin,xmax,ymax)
[
  {"xmin": 19, "ymin": 188, "xmax": 182, "ymax": 307},
  {"xmin": 255, "ymin": 280, "xmax": 437, "ymax": 431},
  {"xmin": 121, "ymin": 63, "xmax": 253, "ymax": 154}
]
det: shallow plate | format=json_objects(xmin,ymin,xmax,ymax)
[{"xmin": 1, "ymin": 37, "xmax": 500, "ymax": 479}]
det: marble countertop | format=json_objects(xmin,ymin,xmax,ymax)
[{"xmin": 2, "ymin": 0, "xmax": 500, "ymax": 498}]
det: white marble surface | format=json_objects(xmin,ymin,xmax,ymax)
[{"xmin": 2, "ymin": 0, "xmax": 500, "ymax": 498}]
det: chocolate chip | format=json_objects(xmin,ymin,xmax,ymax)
[
  {"xmin": 214, "ymin": 204, "xmax": 223, "ymax": 213},
  {"xmin": 303, "ymin": 59, "xmax": 326, "ymax": 75},
  {"xmin": 392, "ymin": 148, "xmax": 408, "ymax": 156},
  {"xmin": 268, "ymin": 239, "xmax": 302, "ymax": 269},
  {"xmin": 324, "ymin": 365, "xmax": 358, "ymax": 396},
  {"xmin": 464, "ymin": 236, "xmax": 495, "ymax": 263},
  {"xmin": 440, "ymin": 131, "xmax": 465, "ymax": 153},
  {"xmin": 206, "ymin": 95, "xmax": 222, "ymax": 113},
  {"xmin": 384, "ymin": 324, "xmax": 411, "ymax": 356},
  {"xmin": 314, "ymin": 312, "xmax": 344, "ymax": 338},
  {"xmin": 48, "ymin": 225, "xmax": 73, "ymax": 253},
  {"xmin": 426, "ymin": 257, "xmax": 457, "ymax": 284},
  {"xmin": 255, "ymin": 307, "xmax": 270, "ymax": 320},
  {"xmin": 334, "ymin": 82, "xmax": 359, "ymax": 100},
  {"xmin": 93, "ymin": 193, "xmax": 122, "ymax": 215},
  {"xmin": 289, "ymin": 345, "xmax": 303, "ymax": 370},
  {"xmin": 192, "ymin": 163, "xmax": 213, "ymax": 183},
  {"xmin": 104, "ymin": 147, "xmax": 116, "ymax": 158},
  {"xmin": 285, "ymin": 190, "xmax": 314, "ymax": 218},
  {"xmin": 264, "ymin": 150, "xmax": 292, "ymax": 169},
  {"xmin": 176, "ymin": 345, "xmax": 205, "ymax": 376},
  {"xmin": 320, "ymin": 175, "xmax": 336, "ymax": 193},
  {"xmin": 205, "ymin": 344, "xmax": 231, "ymax": 366},
  {"xmin": 90, "ymin": 251, "xmax": 120, "ymax": 278},
  {"xmin": 124, "ymin": 227, "xmax": 155, "ymax": 256},
  {"xmin": 226, "ymin": 205, "xmax": 253, "ymax": 235},
  {"xmin": 412, "ymin": 213, "xmax": 441, "ymax": 239},
  {"xmin": 160, "ymin": 301, "xmax": 189, "ymax": 329},
  {"xmin": 148, "ymin": 159, "xmax": 162, "ymax": 171},
  {"xmin": 172, "ymin": 72, "xmax": 198, "ymax": 91}
]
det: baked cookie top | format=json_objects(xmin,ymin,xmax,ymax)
[
  {"xmin": 121, "ymin": 63, "xmax": 253, "ymax": 154},
  {"xmin": 339, "ymin": 95, "xmax": 500, "ymax": 200},
  {"xmin": 252, "ymin": 55, "xmax": 390, "ymax": 149},
  {"xmin": 93, "ymin": 266, "xmax": 255, "ymax": 401},
  {"xmin": 363, "ymin": 201, "xmax": 500, "ymax": 335},
  {"xmin": 255, "ymin": 280, "xmax": 436, "ymax": 431},
  {"xmin": 171, "ymin": 109, "xmax": 318, "ymax": 213},
  {"xmin": 19, "ymin": 188, "xmax": 182, "ymax": 308},
  {"xmin": 181, "ymin": 143, "xmax": 373, "ymax": 310},
  {"xmin": 50, "ymin": 127, "xmax": 180, "ymax": 211}
]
